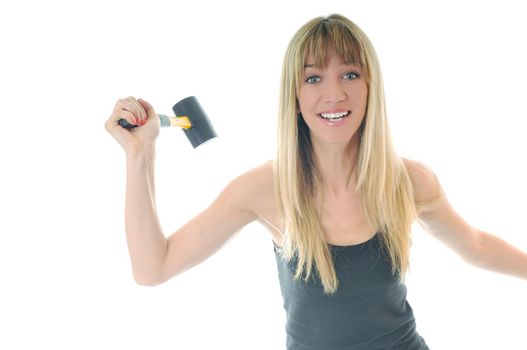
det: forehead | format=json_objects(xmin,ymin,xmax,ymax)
[
  {"xmin": 303, "ymin": 53, "xmax": 356, "ymax": 68},
  {"xmin": 300, "ymin": 22, "xmax": 365, "ymax": 69}
]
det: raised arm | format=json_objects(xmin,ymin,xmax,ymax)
[
  {"xmin": 405, "ymin": 158, "xmax": 527, "ymax": 281},
  {"xmin": 106, "ymin": 97, "xmax": 260, "ymax": 286}
]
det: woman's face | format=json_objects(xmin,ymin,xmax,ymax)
[{"xmin": 297, "ymin": 53, "xmax": 368, "ymax": 146}]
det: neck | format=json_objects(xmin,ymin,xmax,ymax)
[{"xmin": 312, "ymin": 133, "xmax": 361, "ymax": 197}]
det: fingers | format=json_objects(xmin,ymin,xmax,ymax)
[
  {"xmin": 105, "ymin": 96, "xmax": 160, "ymax": 143},
  {"xmin": 116, "ymin": 109, "xmax": 138, "ymax": 125},
  {"xmin": 138, "ymin": 98, "xmax": 157, "ymax": 121},
  {"xmin": 113, "ymin": 96, "xmax": 148, "ymax": 126},
  {"xmin": 106, "ymin": 96, "xmax": 161, "ymax": 154}
]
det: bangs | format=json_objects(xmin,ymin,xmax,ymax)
[{"xmin": 302, "ymin": 18, "xmax": 367, "ymax": 71}]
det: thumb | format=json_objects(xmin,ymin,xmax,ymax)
[{"xmin": 138, "ymin": 98, "xmax": 157, "ymax": 120}]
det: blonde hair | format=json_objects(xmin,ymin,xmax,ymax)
[{"xmin": 273, "ymin": 14, "xmax": 417, "ymax": 294}]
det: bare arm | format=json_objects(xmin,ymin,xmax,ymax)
[
  {"xmin": 405, "ymin": 159, "xmax": 527, "ymax": 280},
  {"xmin": 124, "ymin": 149, "xmax": 167, "ymax": 285},
  {"xmin": 106, "ymin": 97, "xmax": 261, "ymax": 286},
  {"xmin": 475, "ymin": 232, "xmax": 527, "ymax": 280},
  {"xmin": 160, "ymin": 169, "xmax": 260, "ymax": 282},
  {"xmin": 126, "ymin": 155, "xmax": 259, "ymax": 285}
]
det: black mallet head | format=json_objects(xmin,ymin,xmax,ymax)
[
  {"xmin": 172, "ymin": 96, "xmax": 217, "ymax": 148},
  {"xmin": 118, "ymin": 96, "xmax": 217, "ymax": 148}
]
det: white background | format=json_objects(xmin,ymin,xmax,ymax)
[{"xmin": 1, "ymin": 0, "xmax": 526, "ymax": 349}]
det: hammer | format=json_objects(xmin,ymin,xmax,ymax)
[{"xmin": 118, "ymin": 96, "xmax": 217, "ymax": 148}]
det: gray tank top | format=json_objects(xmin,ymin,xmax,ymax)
[{"xmin": 273, "ymin": 233, "xmax": 429, "ymax": 349}]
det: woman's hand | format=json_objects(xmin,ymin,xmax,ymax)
[{"xmin": 105, "ymin": 96, "xmax": 160, "ymax": 156}]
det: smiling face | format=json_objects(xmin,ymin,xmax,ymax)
[{"xmin": 297, "ymin": 53, "xmax": 368, "ymax": 146}]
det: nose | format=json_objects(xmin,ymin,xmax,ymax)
[{"xmin": 323, "ymin": 79, "xmax": 347, "ymax": 103}]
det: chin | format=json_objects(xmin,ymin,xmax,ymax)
[{"xmin": 312, "ymin": 132, "xmax": 359, "ymax": 147}]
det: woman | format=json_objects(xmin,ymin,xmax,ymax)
[{"xmin": 105, "ymin": 14, "xmax": 527, "ymax": 349}]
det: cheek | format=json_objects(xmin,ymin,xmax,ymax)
[
  {"xmin": 297, "ymin": 88, "xmax": 316, "ymax": 110},
  {"xmin": 351, "ymin": 85, "xmax": 368, "ymax": 109},
  {"xmin": 296, "ymin": 92, "xmax": 305, "ymax": 111},
  {"xmin": 360, "ymin": 83, "xmax": 369, "ymax": 104}
]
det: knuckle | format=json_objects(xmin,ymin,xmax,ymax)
[{"xmin": 114, "ymin": 98, "xmax": 127, "ymax": 110}]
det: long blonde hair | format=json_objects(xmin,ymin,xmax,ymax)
[{"xmin": 273, "ymin": 14, "xmax": 417, "ymax": 294}]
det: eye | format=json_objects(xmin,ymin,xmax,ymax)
[
  {"xmin": 305, "ymin": 75, "xmax": 321, "ymax": 84},
  {"xmin": 343, "ymin": 71, "xmax": 360, "ymax": 80}
]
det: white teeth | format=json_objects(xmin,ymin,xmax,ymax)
[{"xmin": 320, "ymin": 111, "xmax": 350, "ymax": 120}]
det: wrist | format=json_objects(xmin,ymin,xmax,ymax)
[{"xmin": 125, "ymin": 142, "xmax": 156, "ymax": 160}]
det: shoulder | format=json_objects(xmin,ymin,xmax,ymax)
[
  {"xmin": 402, "ymin": 158, "xmax": 443, "ymax": 212},
  {"xmin": 231, "ymin": 160, "xmax": 273, "ymax": 190},
  {"xmin": 222, "ymin": 160, "xmax": 274, "ymax": 212}
]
